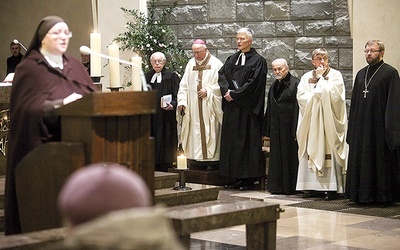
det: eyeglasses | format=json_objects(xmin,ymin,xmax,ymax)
[
  {"xmin": 312, "ymin": 57, "xmax": 328, "ymax": 61},
  {"xmin": 151, "ymin": 59, "xmax": 165, "ymax": 64},
  {"xmin": 364, "ymin": 49, "xmax": 381, "ymax": 54},
  {"xmin": 47, "ymin": 30, "xmax": 73, "ymax": 39}
]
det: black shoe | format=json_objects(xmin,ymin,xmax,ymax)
[
  {"xmin": 238, "ymin": 183, "xmax": 255, "ymax": 191},
  {"xmin": 238, "ymin": 179, "xmax": 255, "ymax": 191},
  {"xmin": 324, "ymin": 192, "xmax": 338, "ymax": 201},
  {"xmin": 224, "ymin": 180, "xmax": 243, "ymax": 189},
  {"xmin": 302, "ymin": 191, "xmax": 314, "ymax": 198},
  {"xmin": 377, "ymin": 201, "xmax": 395, "ymax": 208}
]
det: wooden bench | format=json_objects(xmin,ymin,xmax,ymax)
[
  {"xmin": 167, "ymin": 200, "xmax": 282, "ymax": 250},
  {"xmin": 0, "ymin": 201, "xmax": 281, "ymax": 249},
  {"xmin": 0, "ymin": 227, "xmax": 66, "ymax": 249}
]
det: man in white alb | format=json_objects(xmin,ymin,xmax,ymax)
[
  {"xmin": 296, "ymin": 48, "xmax": 348, "ymax": 200},
  {"xmin": 177, "ymin": 39, "xmax": 223, "ymax": 169}
]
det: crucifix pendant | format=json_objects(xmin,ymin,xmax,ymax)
[{"xmin": 363, "ymin": 88, "xmax": 369, "ymax": 98}]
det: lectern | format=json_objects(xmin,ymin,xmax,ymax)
[
  {"xmin": 57, "ymin": 91, "xmax": 157, "ymax": 194},
  {"xmin": 16, "ymin": 91, "xmax": 157, "ymax": 232}
]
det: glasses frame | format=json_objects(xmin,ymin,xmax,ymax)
[
  {"xmin": 364, "ymin": 49, "xmax": 381, "ymax": 54},
  {"xmin": 151, "ymin": 59, "xmax": 165, "ymax": 64},
  {"xmin": 47, "ymin": 30, "xmax": 73, "ymax": 39},
  {"xmin": 312, "ymin": 56, "xmax": 328, "ymax": 62}
]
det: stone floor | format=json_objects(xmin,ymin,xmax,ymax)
[
  {"xmin": 1, "ymin": 175, "xmax": 400, "ymax": 249},
  {"xmin": 191, "ymin": 189, "xmax": 400, "ymax": 250}
]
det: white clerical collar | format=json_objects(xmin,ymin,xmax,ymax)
[
  {"xmin": 235, "ymin": 52, "xmax": 245, "ymax": 66},
  {"xmin": 40, "ymin": 48, "xmax": 64, "ymax": 69},
  {"xmin": 196, "ymin": 51, "xmax": 209, "ymax": 65},
  {"xmin": 150, "ymin": 72, "xmax": 162, "ymax": 83}
]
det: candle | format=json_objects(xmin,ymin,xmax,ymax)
[
  {"xmin": 91, "ymin": 0, "xmax": 98, "ymax": 31},
  {"xmin": 90, "ymin": 32, "xmax": 101, "ymax": 77},
  {"xmin": 131, "ymin": 55, "xmax": 142, "ymax": 91},
  {"xmin": 108, "ymin": 44, "xmax": 120, "ymax": 88},
  {"xmin": 177, "ymin": 155, "xmax": 187, "ymax": 170}
]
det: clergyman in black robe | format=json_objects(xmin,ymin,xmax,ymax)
[
  {"xmin": 218, "ymin": 28, "xmax": 267, "ymax": 191},
  {"xmin": 4, "ymin": 16, "xmax": 97, "ymax": 235},
  {"xmin": 6, "ymin": 42, "xmax": 24, "ymax": 74},
  {"xmin": 346, "ymin": 40, "xmax": 400, "ymax": 205},
  {"xmin": 145, "ymin": 52, "xmax": 180, "ymax": 172},
  {"xmin": 264, "ymin": 58, "xmax": 299, "ymax": 194}
]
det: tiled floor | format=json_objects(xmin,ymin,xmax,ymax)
[{"xmin": 190, "ymin": 189, "xmax": 400, "ymax": 250}]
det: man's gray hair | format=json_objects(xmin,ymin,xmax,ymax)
[
  {"xmin": 237, "ymin": 27, "xmax": 254, "ymax": 40},
  {"xmin": 272, "ymin": 58, "xmax": 288, "ymax": 67},
  {"xmin": 150, "ymin": 51, "xmax": 166, "ymax": 61}
]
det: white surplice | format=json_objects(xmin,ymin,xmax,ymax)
[
  {"xmin": 177, "ymin": 53, "xmax": 224, "ymax": 161},
  {"xmin": 296, "ymin": 68, "xmax": 348, "ymax": 193}
]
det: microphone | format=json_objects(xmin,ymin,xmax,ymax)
[
  {"xmin": 13, "ymin": 39, "xmax": 27, "ymax": 51},
  {"xmin": 80, "ymin": 46, "xmax": 149, "ymax": 91}
]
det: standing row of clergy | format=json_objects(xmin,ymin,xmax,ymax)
[{"xmin": 264, "ymin": 40, "xmax": 400, "ymax": 206}]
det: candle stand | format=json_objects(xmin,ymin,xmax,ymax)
[
  {"xmin": 91, "ymin": 76, "xmax": 102, "ymax": 83},
  {"xmin": 173, "ymin": 169, "xmax": 192, "ymax": 191},
  {"xmin": 107, "ymin": 86, "xmax": 123, "ymax": 92}
]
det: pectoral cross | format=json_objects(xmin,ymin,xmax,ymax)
[{"xmin": 363, "ymin": 88, "xmax": 369, "ymax": 98}]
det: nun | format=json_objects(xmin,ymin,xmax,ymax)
[{"xmin": 4, "ymin": 16, "xmax": 97, "ymax": 235}]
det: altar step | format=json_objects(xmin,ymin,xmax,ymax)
[
  {"xmin": 168, "ymin": 167, "xmax": 235, "ymax": 186},
  {"xmin": 154, "ymin": 171, "xmax": 221, "ymax": 207},
  {"xmin": 0, "ymin": 172, "xmax": 220, "ymax": 235}
]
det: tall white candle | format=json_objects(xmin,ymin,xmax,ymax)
[
  {"xmin": 90, "ymin": 32, "xmax": 101, "ymax": 77},
  {"xmin": 131, "ymin": 55, "xmax": 142, "ymax": 91},
  {"xmin": 177, "ymin": 155, "xmax": 187, "ymax": 170},
  {"xmin": 108, "ymin": 44, "xmax": 120, "ymax": 88},
  {"xmin": 91, "ymin": 0, "xmax": 98, "ymax": 31}
]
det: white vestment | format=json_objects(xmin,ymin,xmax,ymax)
[
  {"xmin": 296, "ymin": 68, "xmax": 348, "ymax": 193},
  {"xmin": 177, "ymin": 53, "xmax": 223, "ymax": 161}
]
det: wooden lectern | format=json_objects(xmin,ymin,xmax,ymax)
[
  {"xmin": 15, "ymin": 91, "xmax": 157, "ymax": 232},
  {"xmin": 57, "ymin": 91, "xmax": 157, "ymax": 195}
]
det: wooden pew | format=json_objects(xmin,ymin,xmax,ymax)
[
  {"xmin": 0, "ymin": 200, "xmax": 282, "ymax": 249},
  {"xmin": 0, "ymin": 228, "xmax": 65, "ymax": 250},
  {"xmin": 167, "ymin": 200, "xmax": 281, "ymax": 250}
]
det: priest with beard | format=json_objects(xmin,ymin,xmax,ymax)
[
  {"xmin": 346, "ymin": 40, "xmax": 400, "ymax": 206},
  {"xmin": 264, "ymin": 58, "xmax": 299, "ymax": 195}
]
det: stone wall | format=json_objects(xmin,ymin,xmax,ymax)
[{"xmin": 152, "ymin": 0, "xmax": 353, "ymax": 103}]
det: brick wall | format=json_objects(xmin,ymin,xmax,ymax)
[{"xmin": 153, "ymin": 0, "xmax": 352, "ymax": 102}]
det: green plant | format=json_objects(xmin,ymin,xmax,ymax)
[{"xmin": 114, "ymin": 0, "xmax": 189, "ymax": 86}]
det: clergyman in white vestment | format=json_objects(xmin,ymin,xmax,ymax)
[
  {"xmin": 296, "ymin": 48, "xmax": 348, "ymax": 200},
  {"xmin": 177, "ymin": 39, "xmax": 223, "ymax": 166}
]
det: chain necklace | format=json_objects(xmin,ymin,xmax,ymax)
[{"xmin": 363, "ymin": 62, "xmax": 384, "ymax": 98}]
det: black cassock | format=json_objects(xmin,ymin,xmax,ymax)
[
  {"xmin": 145, "ymin": 68, "xmax": 180, "ymax": 171},
  {"xmin": 218, "ymin": 48, "xmax": 267, "ymax": 179},
  {"xmin": 346, "ymin": 60, "xmax": 400, "ymax": 204},
  {"xmin": 264, "ymin": 73, "xmax": 299, "ymax": 194}
]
